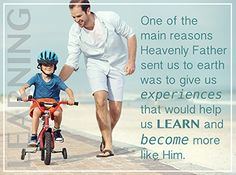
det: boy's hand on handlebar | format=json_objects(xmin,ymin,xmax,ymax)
[
  {"xmin": 68, "ymin": 98, "xmax": 75, "ymax": 105},
  {"xmin": 21, "ymin": 95, "xmax": 28, "ymax": 102}
]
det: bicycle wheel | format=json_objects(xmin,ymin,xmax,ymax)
[
  {"xmin": 40, "ymin": 135, "xmax": 45, "ymax": 161},
  {"xmin": 21, "ymin": 149, "xmax": 26, "ymax": 160},
  {"xmin": 62, "ymin": 148, "xmax": 67, "ymax": 159},
  {"xmin": 41, "ymin": 147, "xmax": 45, "ymax": 161},
  {"xmin": 44, "ymin": 131, "xmax": 52, "ymax": 165}
]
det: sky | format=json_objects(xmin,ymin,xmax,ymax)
[{"xmin": 1, "ymin": 0, "xmax": 236, "ymax": 101}]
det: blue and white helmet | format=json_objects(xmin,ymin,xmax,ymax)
[{"xmin": 37, "ymin": 50, "xmax": 58, "ymax": 65}]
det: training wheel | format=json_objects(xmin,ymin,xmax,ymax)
[
  {"xmin": 62, "ymin": 148, "xmax": 67, "ymax": 159},
  {"xmin": 21, "ymin": 149, "xmax": 26, "ymax": 160}
]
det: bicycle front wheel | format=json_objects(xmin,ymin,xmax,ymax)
[{"xmin": 44, "ymin": 131, "xmax": 52, "ymax": 165}]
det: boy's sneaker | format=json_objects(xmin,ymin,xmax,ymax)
[
  {"xmin": 28, "ymin": 135, "xmax": 37, "ymax": 147},
  {"xmin": 54, "ymin": 129, "xmax": 64, "ymax": 142}
]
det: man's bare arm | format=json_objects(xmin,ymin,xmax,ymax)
[
  {"xmin": 59, "ymin": 65, "xmax": 74, "ymax": 81},
  {"xmin": 125, "ymin": 35, "xmax": 137, "ymax": 75}
]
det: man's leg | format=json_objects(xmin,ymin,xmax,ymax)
[
  {"xmin": 106, "ymin": 67, "xmax": 124, "ymax": 132},
  {"xmin": 94, "ymin": 90, "xmax": 112, "ymax": 151},
  {"xmin": 109, "ymin": 101, "xmax": 122, "ymax": 131},
  {"xmin": 98, "ymin": 101, "xmax": 122, "ymax": 152}
]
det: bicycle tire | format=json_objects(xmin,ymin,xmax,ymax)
[
  {"xmin": 21, "ymin": 148, "xmax": 26, "ymax": 160},
  {"xmin": 62, "ymin": 148, "xmax": 67, "ymax": 159},
  {"xmin": 41, "ymin": 148, "xmax": 45, "ymax": 161},
  {"xmin": 40, "ymin": 135, "xmax": 45, "ymax": 161},
  {"xmin": 44, "ymin": 131, "xmax": 52, "ymax": 165}
]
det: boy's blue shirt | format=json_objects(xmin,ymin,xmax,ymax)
[{"xmin": 27, "ymin": 73, "xmax": 68, "ymax": 101}]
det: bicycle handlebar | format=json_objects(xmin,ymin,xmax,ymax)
[{"xmin": 17, "ymin": 95, "xmax": 79, "ymax": 113}]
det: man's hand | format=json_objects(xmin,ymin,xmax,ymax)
[{"xmin": 124, "ymin": 61, "xmax": 136, "ymax": 75}]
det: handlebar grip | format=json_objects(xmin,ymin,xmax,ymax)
[
  {"xmin": 74, "ymin": 102, "xmax": 79, "ymax": 106},
  {"xmin": 17, "ymin": 95, "xmax": 33, "ymax": 101},
  {"xmin": 17, "ymin": 97, "xmax": 22, "ymax": 101}
]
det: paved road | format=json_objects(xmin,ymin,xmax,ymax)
[{"xmin": 0, "ymin": 110, "xmax": 198, "ymax": 175}]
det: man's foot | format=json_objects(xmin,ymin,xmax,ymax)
[
  {"xmin": 96, "ymin": 149, "xmax": 114, "ymax": 158},
  {"xmin": 54, "ymin": 129, "xmax": 64, "ymax": 142},
  {"xmin": 28, "ymin": 134, "xmax": 37, "ymax": 147}
]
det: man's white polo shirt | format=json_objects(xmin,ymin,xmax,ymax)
[{"xmin": 65, "ymin": 11, "xmax": 135, "ymax": 74}]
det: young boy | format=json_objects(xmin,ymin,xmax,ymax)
[{"xmin": 19, "ymin": 50, "xmax": 75, "ymax": 147}]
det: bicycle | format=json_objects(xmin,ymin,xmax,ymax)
[{"xmin": 17, "ymin": 95, "xmax": 78, "ymax": 165}]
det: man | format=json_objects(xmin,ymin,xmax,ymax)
[{"xmin": 59, "ymin": 0, "xmax": 137, "ymax": 157}]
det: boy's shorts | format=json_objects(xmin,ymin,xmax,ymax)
[
  {"xmin": 29, "ymin": 98, "xmax": 62, "ymax": 118},
  {"xmin": 86, "ymin": 64, "xmax": 125, "ymax": 101}
]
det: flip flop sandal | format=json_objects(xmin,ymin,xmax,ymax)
[
  {"xmin": 96, "ymin": 149, "xmax": 114, "ymax": 158},
  {"xmin": 99, "ymin": 136, "xmax": 105, "ymax": 152}
]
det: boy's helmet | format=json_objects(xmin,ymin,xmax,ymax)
[{"xmin": 37, "ymin": 50, "xmax": 58, "ymax": 65}]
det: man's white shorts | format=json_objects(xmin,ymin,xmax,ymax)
[{"xmin": 86, "ymin": 63, "xmax": 124, "ymax": 101}]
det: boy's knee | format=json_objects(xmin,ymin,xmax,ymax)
[
  {"xmin": 33, "ymin": 108, "xmax": 41, "ymax": 117},
  {"xmin": 53, "ymin": 110, "xmax": 62, "ymax": 117}
]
